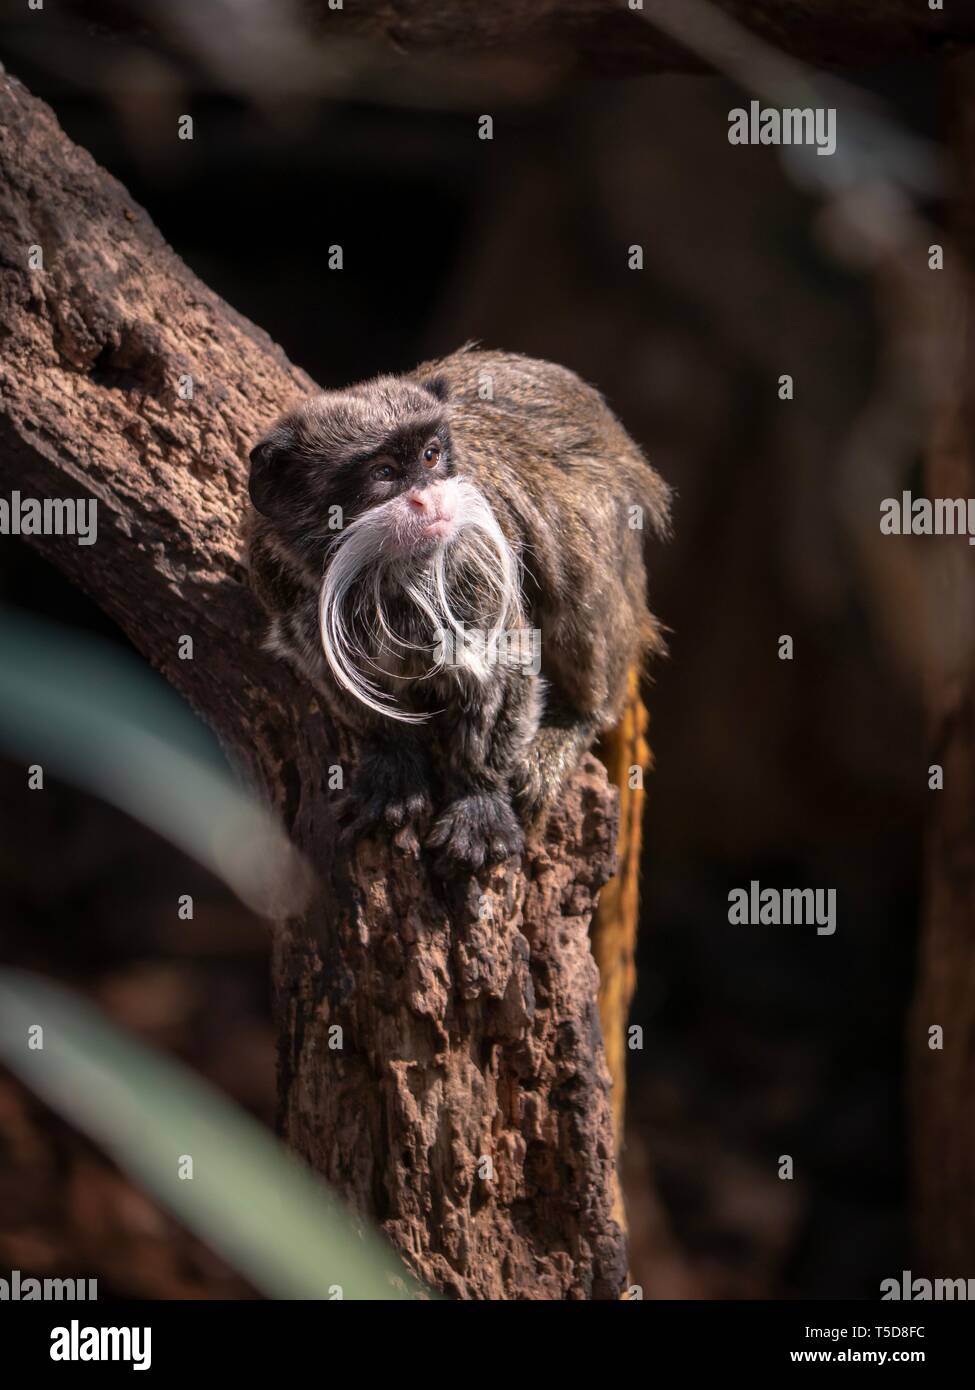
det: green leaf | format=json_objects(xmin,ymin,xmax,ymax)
[
  {"xmin": 0, "ymin": 608, "xmax": 311, "ymax": 916},
  {"xmin": 0, "ymin": 970, "xmax": 426, "ymax": 1300}
]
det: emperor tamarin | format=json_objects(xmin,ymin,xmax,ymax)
[{"xmin": 246, "ymin": 347, "xmax": 670, "ymax": 874}]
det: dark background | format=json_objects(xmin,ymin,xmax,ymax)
[{"xmin": 0, "ymin": 7, "xmax": 938, "ymax": 1297}]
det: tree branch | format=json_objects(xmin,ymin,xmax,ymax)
[
  {"xmin": 46, "ymin": 0, "xmax": 975, "ymax": 83},
  {"xmin": 332, "ymin": 0, "xmax": 973, "ymax": 73},
  {"xmin": 0, "ymin": 72, "xmax": 626, "ymax": 1298}
]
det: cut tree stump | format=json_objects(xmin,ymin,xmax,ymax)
[{"xmin": 0, "ymin": 73, "xmax": 626, "ymax": 1298}]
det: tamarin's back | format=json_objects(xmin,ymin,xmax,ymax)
[
  {"xmin": 413, "ymin": 348, "xmax": 670, "ymax": 725},
  {"xmin": 416, "ymin": 348, "xmax": 667, "ymax": 522}
]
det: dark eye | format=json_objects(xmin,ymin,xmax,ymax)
[
  {"xmin": 371, "ymin": 462, "xmax": 396, "ymax": 482},
  {"xmin": 422, "ymin": 441, "xmax": 442, "ymax": 467}
]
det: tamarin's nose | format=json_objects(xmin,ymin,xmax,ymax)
[{"xmin": 406, "ymin": 482, "xmax": 454, "ymax": 523}]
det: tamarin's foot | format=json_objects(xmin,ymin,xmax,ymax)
[
  {"xmin": 426, "ymin": 790, "xmax": 524, "ymax": 875},
  {"xmin": 337, "ymin": 745, "xmax": 433, "ymax": 840}
]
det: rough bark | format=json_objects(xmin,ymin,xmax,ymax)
[
  {"xmin": 911, "ymin": 52, "xmax": 975, "ymax": 1276},
  {"xmin": 0, "ymin": 73, "xmax": 626, "ymax": 1298}
]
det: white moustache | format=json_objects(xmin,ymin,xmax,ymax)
[{"xmin": 318, "ymin": 477, "xmax": 522, "ymax": 723}]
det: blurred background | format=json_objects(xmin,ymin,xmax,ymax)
[{"xmin": 0, "ymin": 1, "xmax": 946, "ymax": 1297}]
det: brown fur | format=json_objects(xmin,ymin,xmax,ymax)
[{"xmin": 246, "ymin": 346, "xmax": 670, "ymax": 873}]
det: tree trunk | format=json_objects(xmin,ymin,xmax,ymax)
[
  {"xmin": 0, "ymin": 72, "xmax": 626, "ymax": 1298},
  {"xmin": 911, "ymin": 51, "xmax": 975, "ymax": 1276}
]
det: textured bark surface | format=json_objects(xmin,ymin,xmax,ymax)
[
  {"xmin": 0, "ymin": 72, "xmax": 626, "ymax": 1298},
  {"xmin": 279, "ymin": 751, "xmax": 624, "ymax": 1298},
  {"xmin": 911, "ymin": 52, "xmax": 975, "ymax": 1276}
]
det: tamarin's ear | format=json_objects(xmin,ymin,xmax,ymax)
[
  {"xmin": 423, "ymin": 374, "xmax": 450, "ymax": 403},
  {"xmin": 248, "ymin": 431, "xmax": 294, "ymax": 518}
]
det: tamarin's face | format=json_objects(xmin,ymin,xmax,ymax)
[
  {"xmin": 249, "ymin": 376, "xmax": 522, "ymax": 721},
  {"xmin": 248, "ymin": 375, "xmax": 459, "ymax": 557}
]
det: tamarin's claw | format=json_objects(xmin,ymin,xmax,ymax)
[
  {"xmin": 426, "ymin": 790, "xmax": 524, "ymax": 875},
  {"xmin": 336, "ymin": 747, "xmax": 433, "ymax": 841}
]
